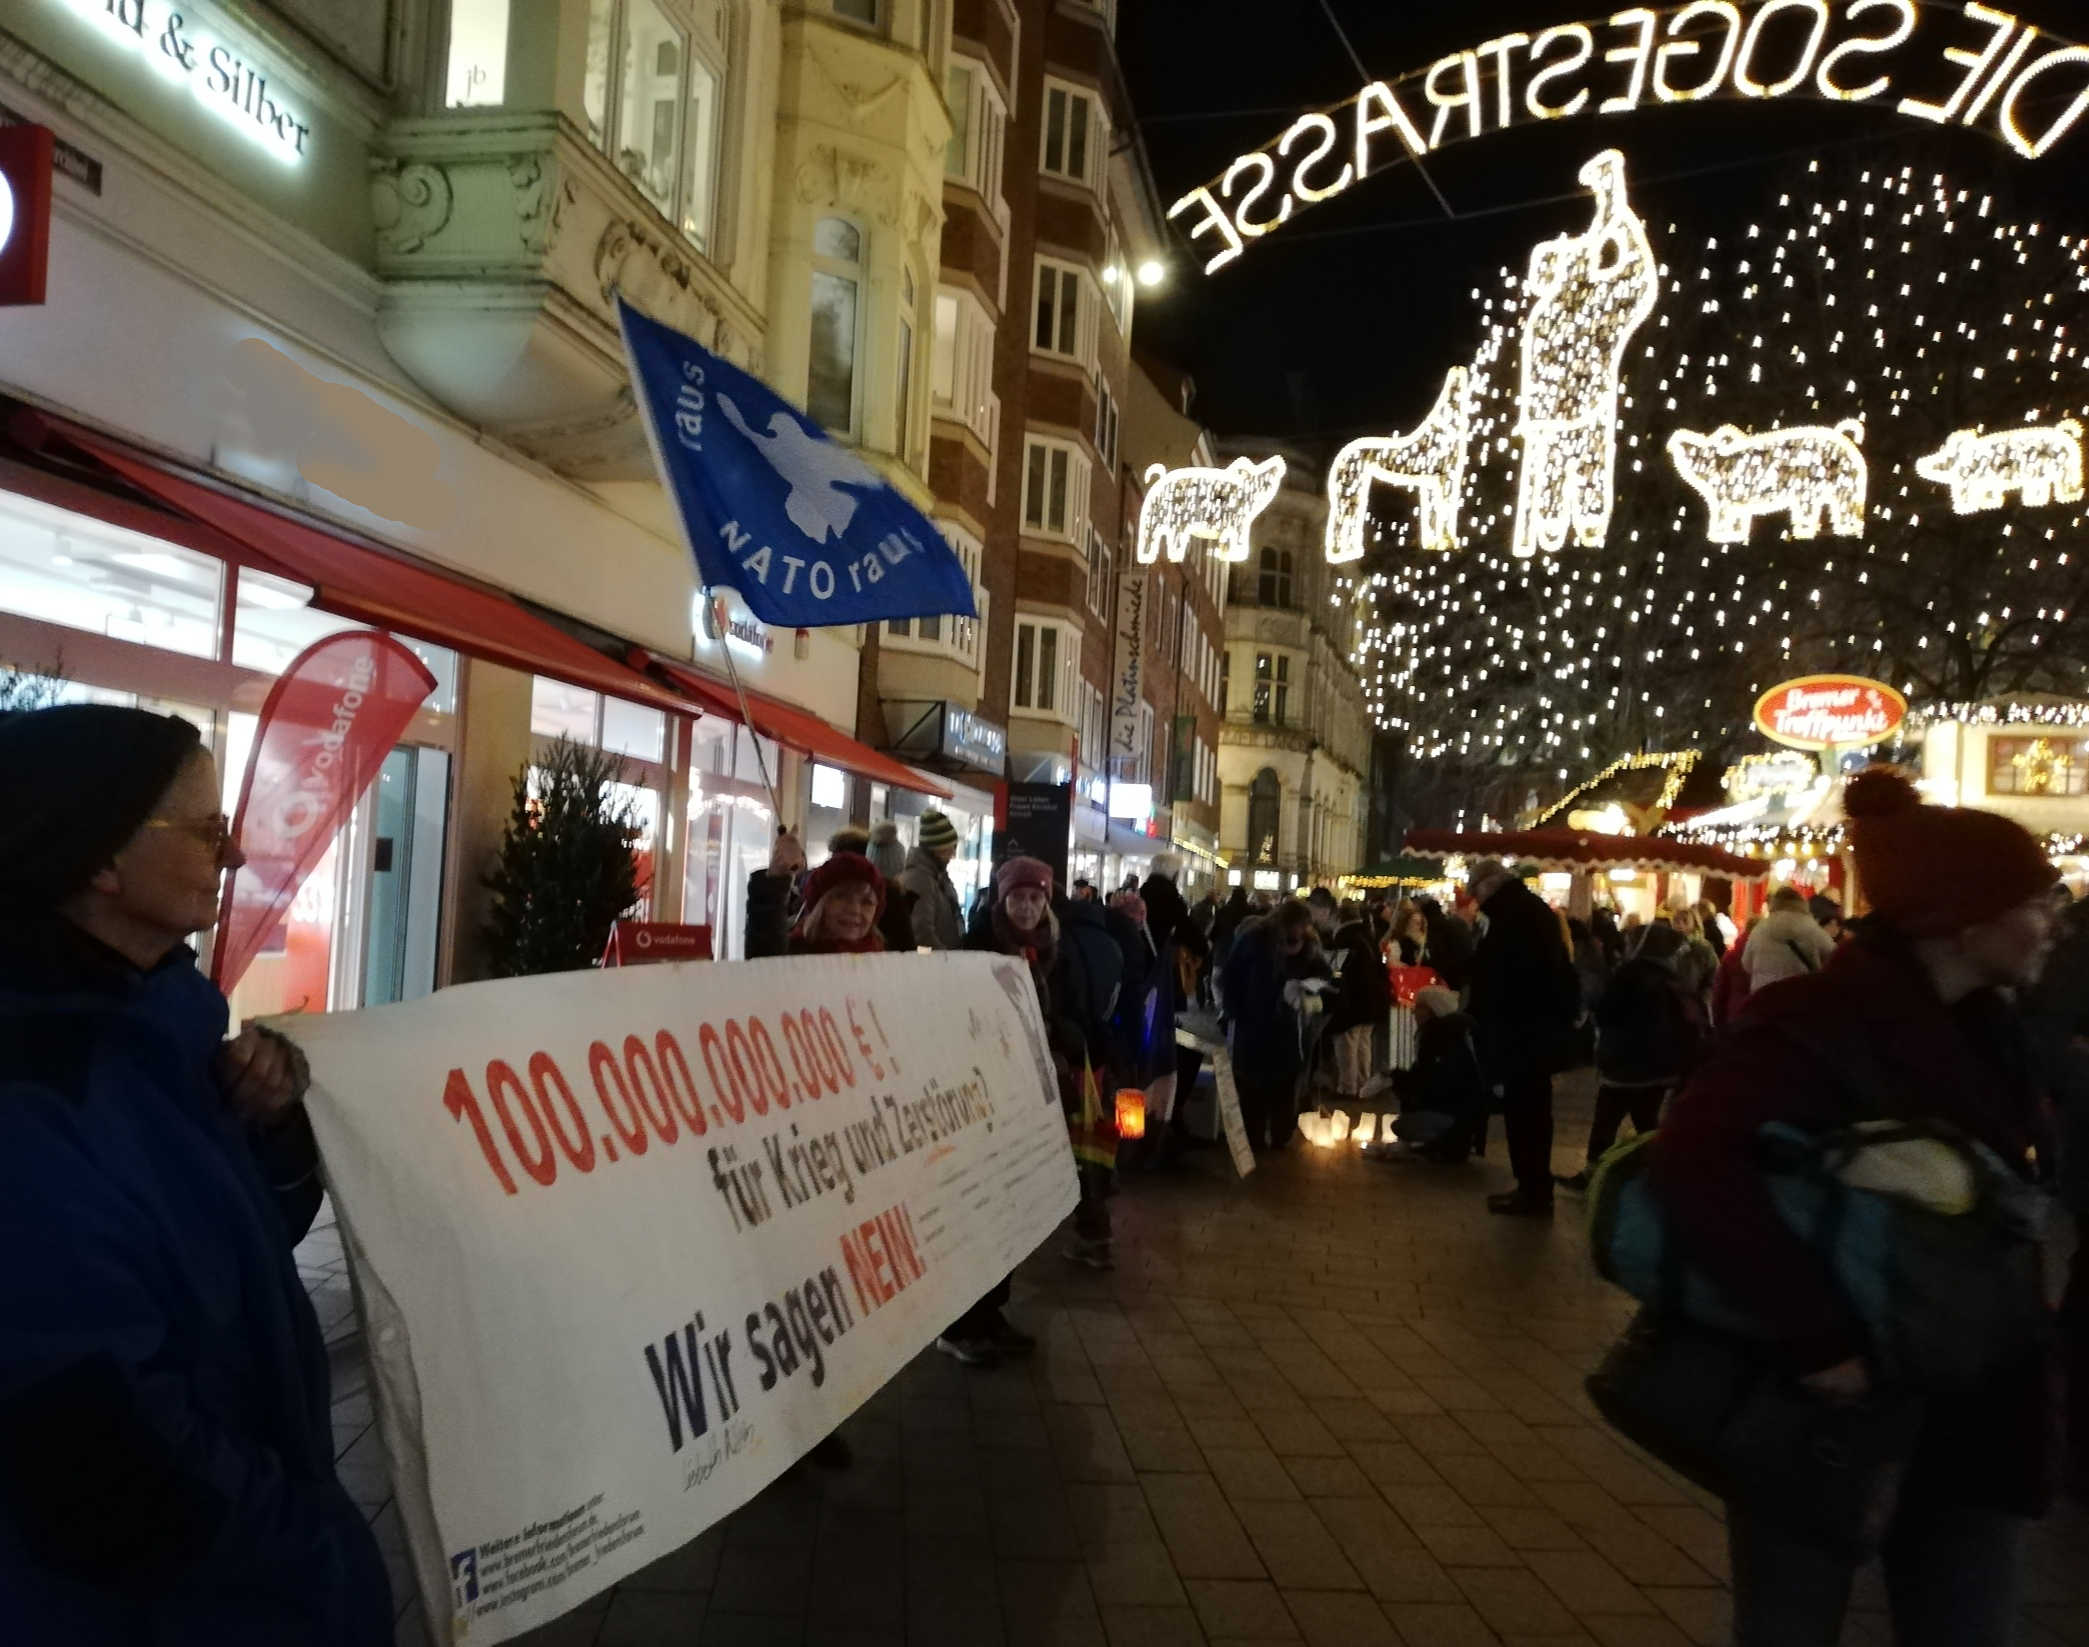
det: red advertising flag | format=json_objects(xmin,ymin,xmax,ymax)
[{"xmin": 212, "ymin": 632, "xmax": 437, "ymax": 992}]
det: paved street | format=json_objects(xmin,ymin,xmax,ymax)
[{"xmin": 305, "ymin": 1075, "xmax": 2089, "ymax": 1647}]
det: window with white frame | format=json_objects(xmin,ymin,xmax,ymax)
[
  {"xmin": 1033, "ymin": 257, "xmax": 1096, "ymax": 367},
  {"xmin": 808, "ymin": 216, "xmax": 864, "ymax": 436},
  {"xmin": 944, "ymin": 56, "xmax": 1009, "ymax": 219},
  {"xmin": 1079, "ymin": 678, "xmax": 1105, "ymax": 768},
  {"xmin": 930, "ymin": 286, "xmax": 995, "ymax": 446},
  {"xmin": 1093, "ymin": 377, "xmax": 1119, "ymax": 471},
  {"xmin": 581, "ymin": 0, "xmax": 729, "ymax": 252},
  {"xmin": 1011, "ymin": 617, "xmax": 1080, "ymax": 723},
  {"xmin": 1021, "ymin": 437, "xmax": 1090, "ymax": 541},
  {"xmin": 897, "ymin": 263, "xmax": 919, "ymax": 464},
  {"xmin": 1085, "ymin": 524, "xmax": 1113, "ymax": 619},
  {"xmin": 885, "ymin": 522, "xmax": 984, "ymax": 669},
  {"xmin": 1040, "ymin": 78, "xmax": 1105, "ymax": 189},
  {"xmin": 1100, "ymin": 220, "xmax": 1133, "ymax": 335}
]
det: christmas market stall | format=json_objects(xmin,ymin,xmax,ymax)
[{"xmin": 1402, "ymin": 826, "xmax": 1767, "ymax": 924}]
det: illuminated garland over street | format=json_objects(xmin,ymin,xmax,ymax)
[{"xmin": 1356, "ymin": 150, "xmax": 2089, "ymax": 800}]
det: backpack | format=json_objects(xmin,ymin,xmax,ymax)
[{"xmin": 1587, "ymin": 1119, "xmax": 2052, "ymax": 1392}]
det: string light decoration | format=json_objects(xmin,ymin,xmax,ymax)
[
  {"xmin": 1136, "ymin": 455, "xmax": 1286, "ymax": 565},
  {"xmin": 1913, "ymin": 418, "xmax": 2086, "ymax": 512},
  {"xmin": 1918, "ymin": 699, "xmax": 2089, "ymax": 727},
  {"xmin": 1325, "ymin": 366, "xmax": 1474, "ymax": 560},
  {"xmin": 1667, "ymin": 420, "xmax": 1868, "ymax": 542},
  {"xmin": 1723, "ymin": 750, "xmax": 1821, "ymax": 798},
  {"xmin": 1349, "ymin": 146, "xmax": 2089, "ymax": 832},
  {"xmin": 1532, "ymin": 750, "xmax": 1700, "ymax": 825},
  {"xmin": 1512, "ymin": 149, "xmax": 1659, "ymax": 557}
]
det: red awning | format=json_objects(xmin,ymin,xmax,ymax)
[
  {"xmin": 38, "ymin": 419, "xmax": 686, "ymax": 712},
  {"xmin": 1403, "ymin": 827, "xmax": 1766, "ymax": 880},
  {"xmin": 639, "ymin": 651, "xmax": 951, "ymax": 798}
]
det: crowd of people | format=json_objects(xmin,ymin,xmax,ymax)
[{"xmin": 3, "ymin": 700, "xmax": 2084, "ymax": 1644}]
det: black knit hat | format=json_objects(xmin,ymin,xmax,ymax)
[{"xmin": 0, "ymin": 706, "xmax": 205, "ymax": 911}]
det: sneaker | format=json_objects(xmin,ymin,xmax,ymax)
[
  {"xmin": 808, "ymin": 1432, "xmax": 853, "ymax": 1470},
  {"xmin": 1554, "ymin": 1170, "xmax": 1593, "ymax": 1194},
  {"xmin": 1487, "ymin": 1189, "xmax": 1555, "ymax": 1217},
  {"xmin": 934, "ymin": 1334, "xmax": 1000, "ymax": 1367},
  {"xmin": 1063, "ymin": 1236, "xmax": 1116, "ymax": 1270},
  {"xmin": 985, "ymin": 1310, "xmax": 1038, "ymax": 1355}
]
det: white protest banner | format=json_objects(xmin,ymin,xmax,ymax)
[
  {"xmin": 279, "ymin": 951, "xmax": 1075, "ymax": 1644},
  {"xmin": 1210, "ymin": 1046, "xmax": 1257, "ymax": 1178}
]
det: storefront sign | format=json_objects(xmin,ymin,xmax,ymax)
[
  {"xmin": 1108, "ymin": 573, "xmax": 1145, "ymax": 774},
  {"xmin": 57, "ymin": 0, "xmax": 315, "ymax": 163},
  {"xmin": 942, "ymin": 706, "xmax": 1006, "ymax": 772},
  {"xmin": 1002, "ymin": 780, "xmax": 1073, "ymax": 894},
  {"xmin": 601, "ymin": 922, "xmax": 714, "ymax": 966},
  {"xmin": 1753, "ymin": 674, "xmax": 1906, "ymax": 750},
  {"xmin": 1174, "ymin": 2, "xmax": 2089, "ymax": 274},
  {"xmin": 0, "ymin": 124, "xmax": 53, "ymax": 307},
  {"xmin": 281, "ymin": 952, "xmax": 1074, "ymax": 1645}
]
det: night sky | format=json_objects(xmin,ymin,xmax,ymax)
[{"xmin": 1114, "ymin": 2, "xmax": 2086, "ymax": 454}]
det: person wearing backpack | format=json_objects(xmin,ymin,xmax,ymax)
[
  {"xmin": 1557, "ymin": 923, "xmax": 1705, "ymax": 1193},
  {"xmin": 1650, "ymin": 769, "xmax": 2062, "ymax": 1646}
]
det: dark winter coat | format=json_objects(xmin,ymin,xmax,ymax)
[
  {"xmin": 1139, "ymin": 873, "xmax": 1209, "ymax": 964},
  {"xmin": 1210, "ymin": 889, "xmax": 1251, "ymax": 961},
  {"xmin": 1420, "ymin": 905, "xmax": 1474, "ymax": 991},
  {"xmin": 0, "ymin": 917, "xmax": 391, "ymax": 1644},
  {"xmin": 743, "ymin": 867, "xmax": 796, "ymax": 959},
  {"xmin": 1652, "ymin": 927, "xmax": 2056, "ymax": 1513},
  {"xmin": 965, "ymin": 903, "xmax": 1118, "ymax": 1085},
  {"xmin": 878, "ymin": 884, "xmax": 920, "ymax": 955},
  {"xmin": 899, "ymin": 846, "xmax": 964, "ymax": 951},
  {"xmin": 2026, "ymin": 897, "xmax": 2089, "ymax": 1215},
  {"xmin": 1466, "ymin": 877, "xmax": 1578, "ymax": 1080},
  {"xmin": 1221, "ymin": 918, "xmax": 1307, "ymax": 1082},
  {"xmin": 1324, "ymin": 919, "xmax": 1391, "ymax": 1036},
  {"xmin": 1592, "ymin": 928, "xmax": 1705, "ymax": 1088},
  {"xmin": 1392, "ymin": 1010, "xmax": 1486, "ymax": 1122}
]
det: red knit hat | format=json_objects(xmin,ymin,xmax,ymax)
[
  {"xmin": 1843, "ymin": 767, "xmax": 2054, "ymax": 936},
  {"xmin": 995, "ymin": 855, "xmax": 1054, "ymax": 898},
  {"xmin": 799, "ymin": 851, "xmax": 885, "ymax": 917}
]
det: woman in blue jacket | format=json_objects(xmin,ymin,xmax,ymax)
[{"xmin": 0, "ymin": 705, "xmax": 390, "ymax": 1644}]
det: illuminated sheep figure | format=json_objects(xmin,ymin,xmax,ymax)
[
  {"xmin": 1324, "ymin": 366, "xmax": 1473, "ymax": 561},
  {"xmin": 1137, "ymin": 454, "xmax": 1286, "ymax": 565},
  {"xmin": 1914, "ymin": 420, "xmax": 2086, "ymax": 513},
  {"xmin": 1666, "ymin": 421, "xmax": 1868, "ymax": 544}
]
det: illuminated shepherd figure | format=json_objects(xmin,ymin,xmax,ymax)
[
  {"xmin": 1915, "ymin": 420, "xmax": 2086, "ymax": 513},
  {"xmin": 1325, "ymin": 366, "xmax": 1473, "ymax": 561},
  {"xmin": 1512, "ymin": 150, "xmax": 1658, "ymax": 558},
  {"xmin": 1137, "ymin": 455, "xmax": 1286, "ymax": 565}
]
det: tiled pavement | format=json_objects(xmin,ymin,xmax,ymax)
[{"xmin": 302, "ymin": 1073, "xmax": 2089, "ymax": 1647}]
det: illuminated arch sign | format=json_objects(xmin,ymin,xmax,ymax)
[{"xmin": 1172, "ymin": 1, "xmax": 2089, "ymax": 274}]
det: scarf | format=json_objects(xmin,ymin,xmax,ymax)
[{"xmin": 992, "ymin": 905, "xmax": 1056, "ymax": 1015}]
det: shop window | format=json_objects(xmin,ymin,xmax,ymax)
[
  {"xmin": 582, "ymin": 0, "xmax": 730, "ymax": 253},
  {"xmin": 231, "ymin": 569, "xmax": 457, "ymax": 714},
  {"xmin": 446, "ymin": 0, "xmax": 510, "ymax": 105},
  {"xmin": 0, "ymin": 489, "xmax": 221, "ymax": 660},
  {"xmin": 809, "ymin": 216, "xmax": 864, "ymax": 435},
  {"xmin": 806, "ymin": 762, "xmax": 855, "ymax": 860},
  {"xmin": 531, "ymin": 677, "xmax": 667, "ymax": 763},
  {"xmin": 1040, "ymin": 79, "xmax": 1104, "ymax": 189},
  {"xmin": 1989, "ymin": 735, "xmax": 2089, "ymax": 796}
]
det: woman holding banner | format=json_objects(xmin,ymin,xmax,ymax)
[{"xmin": 0, "ymin": 705, "xmax": 390, "ymax": 1645}]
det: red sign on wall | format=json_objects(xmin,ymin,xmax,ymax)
[
  {"xmin": 601, "ymin": 922, "xmax": 714, "ymax": 967},
  {"xmin": 0, "ymin": 125, "xmax": 53, "ymax": 308}
]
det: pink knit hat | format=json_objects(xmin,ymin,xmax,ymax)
[{"xmin": 995, "ymin": 855, "xmax": 1053, "ymax": 898}]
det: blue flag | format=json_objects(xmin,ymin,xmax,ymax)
[{"xmin": 618, "ymin": 297, "xmax": 978, "ymax": 629}]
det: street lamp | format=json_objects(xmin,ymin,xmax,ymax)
[{"xmin": 1136, "ymin": 259, "xmax": 1166, "ymax": 288}]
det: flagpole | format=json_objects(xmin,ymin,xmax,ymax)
[{"xmin": 705, "ymin": 587, "xmax": 784, "ymax": 828}]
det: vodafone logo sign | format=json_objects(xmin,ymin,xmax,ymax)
[{"xmin": 0, "ymin": 125, "xmax": 53, "ymax": 308}]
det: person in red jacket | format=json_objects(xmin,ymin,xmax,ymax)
[
  {"xmin": 1650, "ymin": 768, "xmax": 2060, "ymax": 1647},
  {"xmin": 1708, "ymin": 913, "xmax": 1760, "ymax": 1027}
]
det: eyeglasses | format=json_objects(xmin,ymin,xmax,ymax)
[{"xmin": 144, "ymin": 813, "xmax": 236, "ymax": 857}]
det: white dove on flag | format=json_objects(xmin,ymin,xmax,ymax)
[{"xmin": 718, "ymin": 393, "xmax": 883, "ymax": 542}]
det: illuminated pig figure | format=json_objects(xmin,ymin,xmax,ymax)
[
  {"xmin": 1914, "ymin": 420, "xmax": 2085, "ymax": 513},
  {"xmin": 1666, "ymin": 420, "xmax": 1868, "ymax": 544},
  {"xmin": 1324, "ymin": 366, "xmax": 1473, "ymax": 561},
  {"xmin": 1137, "ymin": 454, "xmax": 1286, "ymax": 564}
]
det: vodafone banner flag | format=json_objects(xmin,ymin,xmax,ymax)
[
  {"xmin": 214, "ymin": 632, "xmax": 438, "ymax": 991},
  {"xmin": 277, "ymin": 952, "xmax": 1076, "ymax": 1644}
]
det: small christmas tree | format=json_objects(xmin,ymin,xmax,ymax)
[{"xmin": 483, "ymin": 736, "xmax": 645, "ymax": 977}]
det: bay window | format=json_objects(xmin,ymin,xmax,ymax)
[
  {"xmin": 1040, "ymin": 79, "xmax": 1106, "ymax": 190},
  {"xmin": 1033, "ymin": 257, "xmax": 1096, "ymax": 367},
  {"xmin": 1012, "ymin": 617, "xmax": 1080, "ymax": 723},
  {"xmin": 1021, "ymin": 437, "xmax": 1090, "ymax": 542},
  {"xmin": 580, "ymin": 0, "xmax": 730, "ymax": 252},
  {"xmin": 945, "ymin": 55, "xmax": 1010, "ymax": 221},
  {"xmin": 885, "ymin": 523, "xmax": 984, "ymax": 672},
  {"xmin": 809, "ymin": 216, "xmax": 865, "ymax": 435}
]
